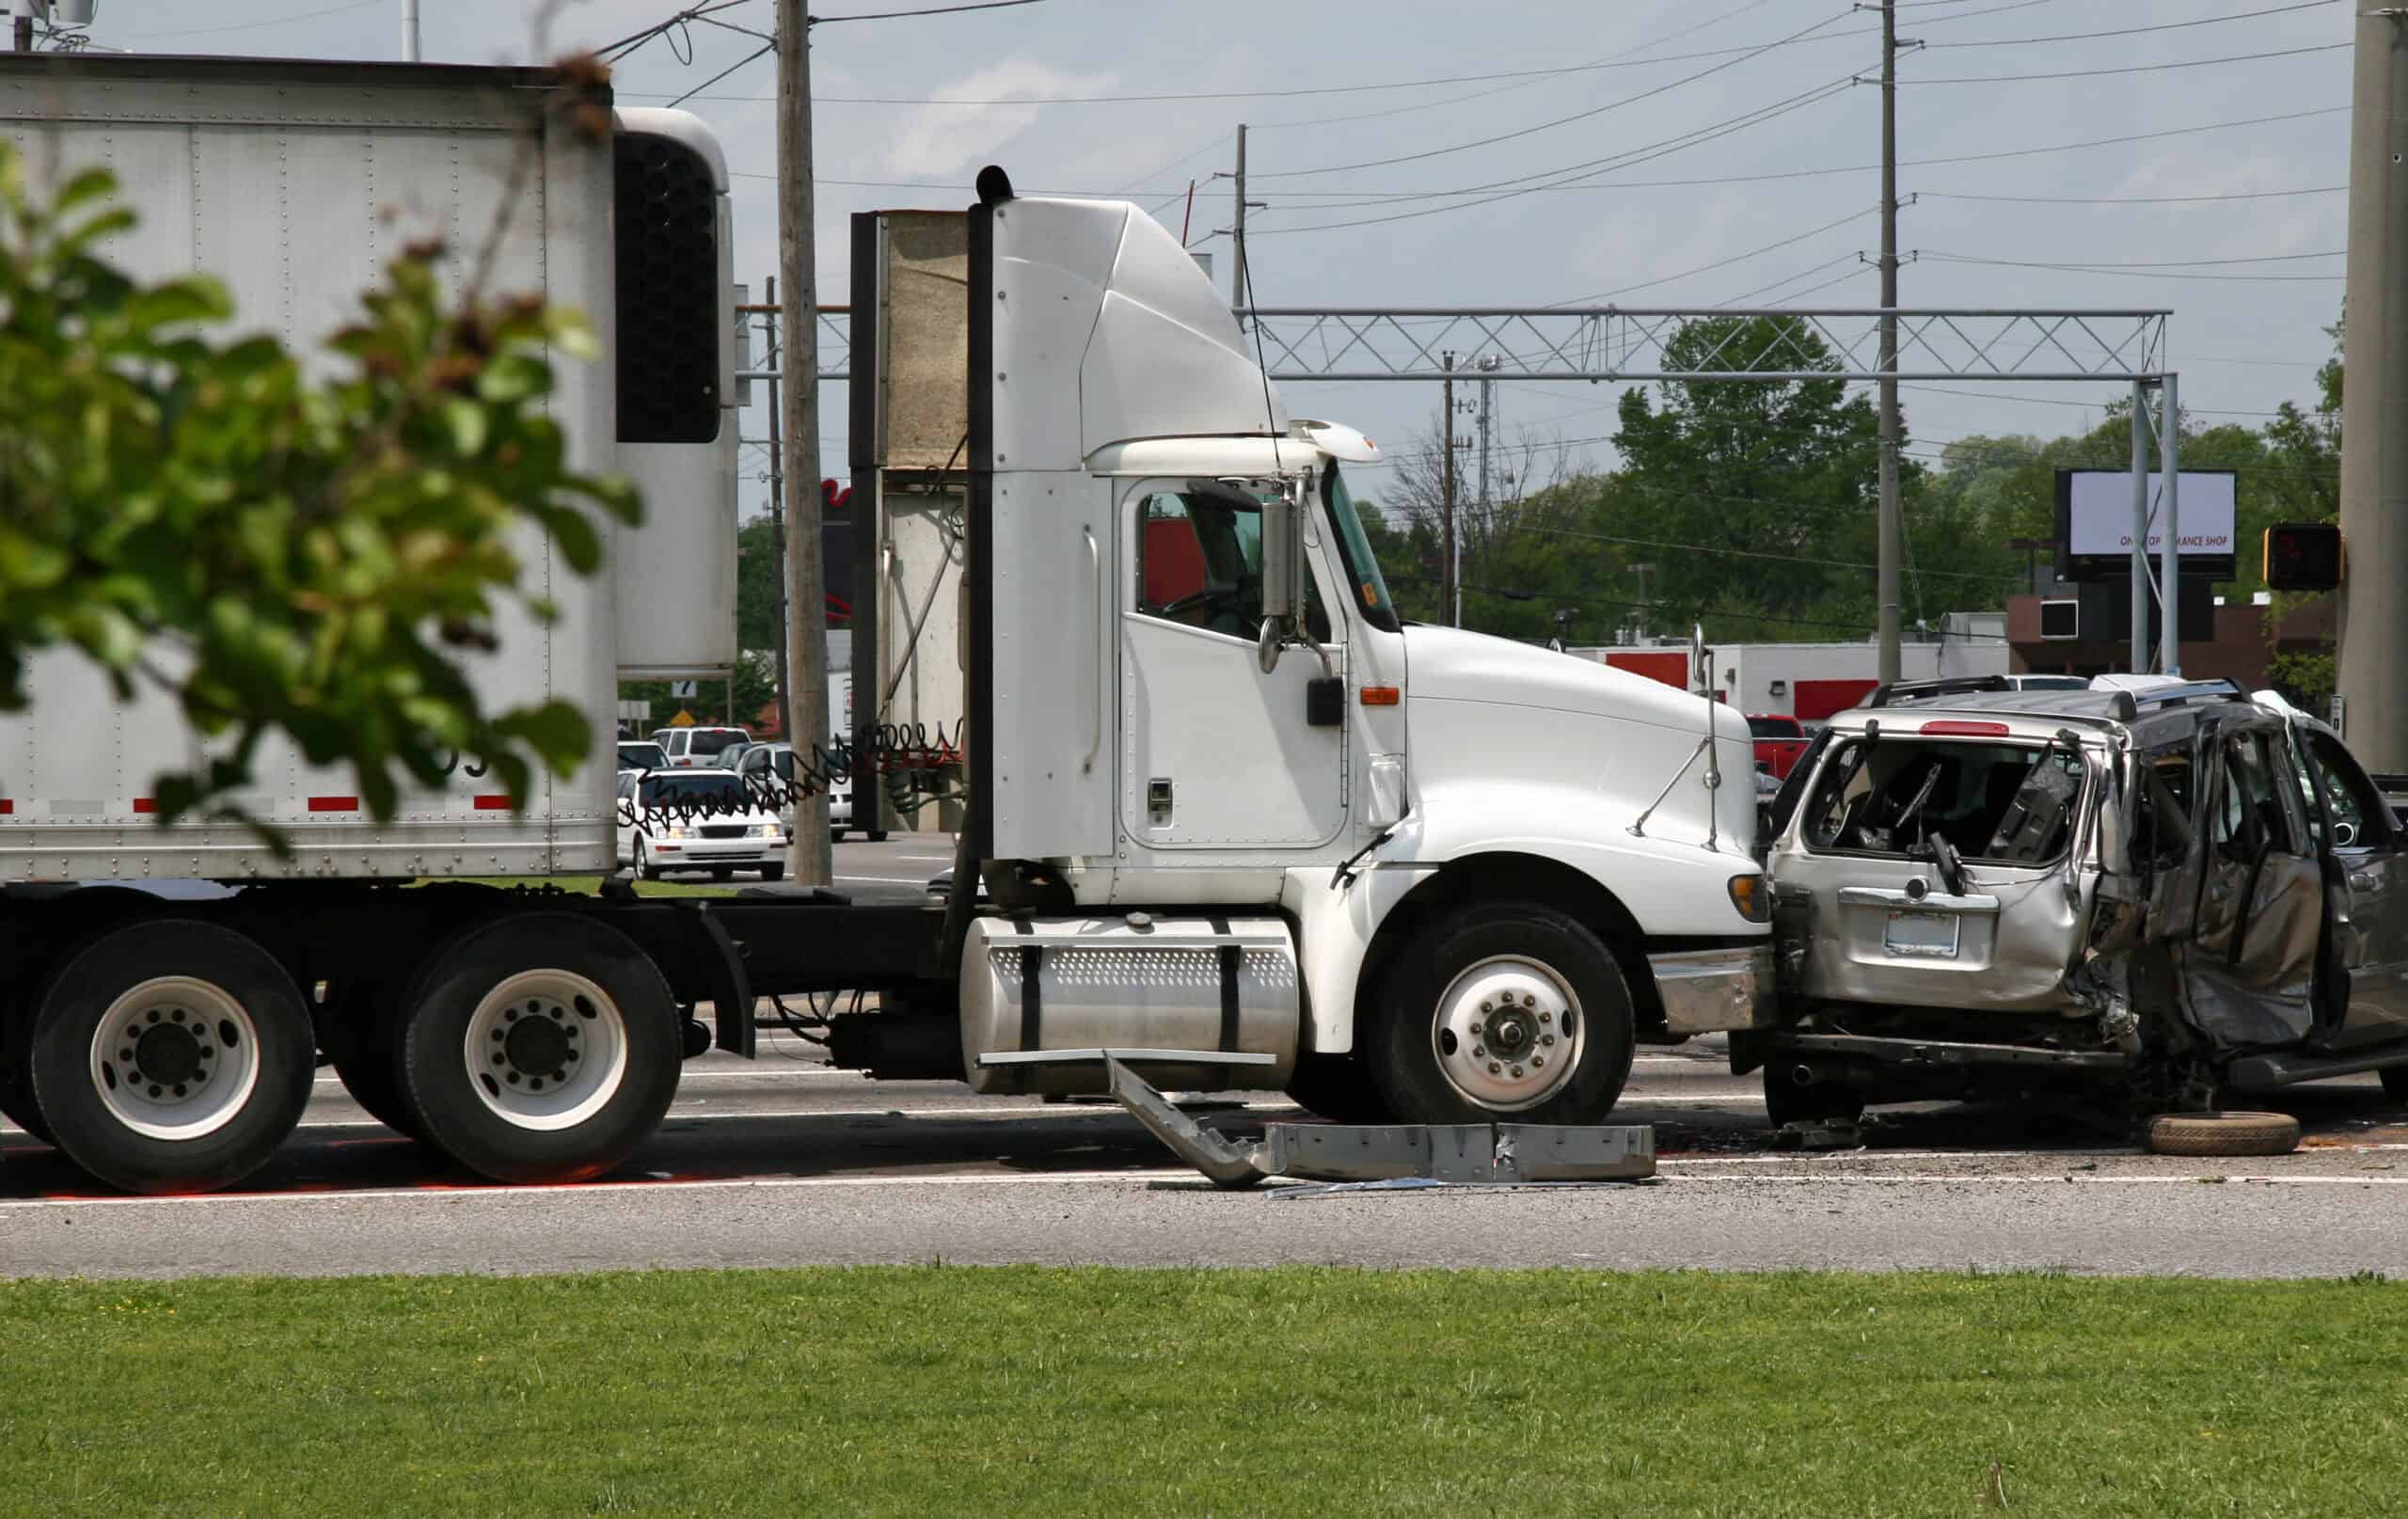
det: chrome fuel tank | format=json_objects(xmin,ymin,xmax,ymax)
[{"xmin": 960, "ymin": 915, "xmax": 1300, "ymax": 1095}]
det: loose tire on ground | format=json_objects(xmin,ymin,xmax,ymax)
[
  {"xmin": 396, "ymin": 912, "xmax": 681, "ymax": 1185},
  {"xmin": 1369, "ymin": 900, "xmax": 1635, "ymax": 1126},
  {"xmin": 2143, "ymin": 1110, "xmax": 2301, "ymax": 1157},
  {"xmin": 24, "ymin": 919, "xmax": 314, "ymax": 1194},
  {"xmin": 1282, "ymin": 1052, "xmax": 1393, "ymax": 1125}
]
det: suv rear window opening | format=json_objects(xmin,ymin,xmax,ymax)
[{"xmin": 1803, "ymin": 740, "xmax": 2082, "ymax": 865}]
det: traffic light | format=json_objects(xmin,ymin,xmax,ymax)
[{"xmin": 2263, "ymin": 522, "xmax": 2343, "ymax": 592}]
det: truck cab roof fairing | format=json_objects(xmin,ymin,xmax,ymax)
[{"xmin": 987, "ymin": 195, "xmax": 1290, "ymax": 471}]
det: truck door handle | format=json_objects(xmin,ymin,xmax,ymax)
[
  {"xmin": 2352, "ymin": 871, "xmax": 2377, "ymax": 893},
  {"xmin": 1082, "ymin": 526, "xmax": 1101, "ymax": 776}
]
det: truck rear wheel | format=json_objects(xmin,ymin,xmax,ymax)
[
  {"xmin": 321, "ymin": 983, "xmax": 423, "ymax": 1140},
  {"xmin": 1370, "ymin": 901, "xmax": 1635, "ymax": 1126},
  {"xmin": 397, "ymin": 913, "xmax": 680, "ymax": 1185},
  {"xmin": 25, "ymin": 920, "xmax": 314, "ymax": 1195}
]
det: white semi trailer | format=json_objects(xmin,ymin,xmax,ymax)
[{"xmin": 0, "ymin": 57, "xmax": 1774, "ymax": 1196}]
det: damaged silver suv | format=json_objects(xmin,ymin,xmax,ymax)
[{"xmin": 1741, "ymin": 675, "xmax": 2408, "ymax": 1127}]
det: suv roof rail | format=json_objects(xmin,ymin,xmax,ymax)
[
  {"xmin": 1862, "ymin": 674, "xmax": 2011, "ymax": 709},
  {"xmin": 2127, "ymin": 678, "xmax": 2247, "ymax": 711}
]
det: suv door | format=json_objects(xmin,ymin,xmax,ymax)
[
  {"xmin": 2172, "ymin": 725, "xmax": 2321, "ymax": 1048},
  {"xmin": 2284, "ymin": 723, "xmax": 2408, "ymax": 1044}
]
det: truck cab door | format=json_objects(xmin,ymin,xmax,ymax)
[{"xmin": 1117, "ymin": 479, "xmax": 1346, "ymax": 851}]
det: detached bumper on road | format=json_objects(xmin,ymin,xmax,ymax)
[{"xmin": 1648, "ymin": 943, "xmax": 1775, "ymax": 1034}]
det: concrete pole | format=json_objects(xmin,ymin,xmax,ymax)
[
  {"xmin": 1875, "ymin": 0, "xmax": 1903, "ymax": 685},
  {"xmin": 1231, "ymin": 124, "xmax": 1248, "ymax": 326},
  {"xmin": 2130, "ymin": 382, "xmax": 2149, "ymax": 674},
  {"xmin": 403, "ymin": 0, "xmax": 420, "ymax": 61},
  {"xmin": 1441, "ymin": 351, "xmax": 1458, "ymax": 627},
  {"xmin": 2339, "ymin": 10, "xmax": 2408, "ymax": 762},
  {"xmin": 10, "ymin": 1, "xmax": 30, "ymax": 53},
  {"xmin": 776, "ymin": 0, "xmax": 833, "ymax": 884},
  {"xmin": 2160, "ymin": 372, "xmax": 2180, "ymax": 676}
]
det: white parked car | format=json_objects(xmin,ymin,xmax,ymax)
[
  {"xmin": 615, "ymin": 769, "xmax": 788, "ymax": 881},
  {"xmin": 647, "ymin": 725, "xmax": 751, "ymax": 768},
  {"xmin": 617, "ymin": 739, "xmax": 668, "ymax": 772}
]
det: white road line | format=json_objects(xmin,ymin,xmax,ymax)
[{"xmin": 0, "ymin": 1168, "xmax": 1184, "ymax": 1210}]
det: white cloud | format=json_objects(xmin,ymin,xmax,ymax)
[{"xmin": 880, "ymin": 58, "xmax": 1122, "ymax": 179}]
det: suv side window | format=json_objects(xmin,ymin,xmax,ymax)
[
  {"xmin": 2212, "ymin": 732, "xmax": 2292, "ymax": 859},
  {"xmin": 2132, "ymin": 745, "xmax": 2195, "ymax": 872}
]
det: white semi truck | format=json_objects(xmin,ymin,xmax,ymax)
[{"xmin": 0, "ymin": 56, "xmax": 1773, "ymax": 1195}]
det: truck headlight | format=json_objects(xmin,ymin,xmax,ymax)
[{"xmin": 1727, "ymin": 873, "xmax": 1770, "ymax": 923}]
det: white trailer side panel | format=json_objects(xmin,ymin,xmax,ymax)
[{"xmin": 0, "ymin": 62, "xmax": 620, "ymax": 879}]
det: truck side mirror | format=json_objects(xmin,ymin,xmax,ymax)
[{"xmin": 1256, "ymin": 483, "xmax": 1307, "ymax": 673}]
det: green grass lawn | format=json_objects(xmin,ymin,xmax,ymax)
[{"xmin": 2, "ymin": 1266, "xmax": 2403, "ymax": 1516}]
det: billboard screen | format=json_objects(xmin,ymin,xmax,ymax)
[{"xmin": 2053, "ymin": 469, "xmax": 2238, "ymax": 582}]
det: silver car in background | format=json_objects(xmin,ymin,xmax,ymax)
[{"xmin": 1747, "ymin": 677, "xmax": 2408, "ymax": 1127}]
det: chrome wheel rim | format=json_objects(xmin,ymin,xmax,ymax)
[
  {"xmin": 461, "ymin": 970, "xmax": 629, "ymax": 1131},
  {"xmin": 87, "ymin": 976, "xmax": 261, "ymax": 1141},
  {"xmin": 1429, "ymin": 955, "xmax": 1584, "ymax": 1112}
]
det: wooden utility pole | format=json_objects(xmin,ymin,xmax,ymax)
[
  {"xmin": 777, "ymin": 0, "xmax": 833, "ymax": 884},
  {"xmin": 1875, "ymin": 0, "xmax": 1903, "ymax": 684},
  {"xmin": 2338, "ymin": 10, "xmax": 2408, "ymax": 765},
  {"xmin": 762, "ymin": 277, "xmax": 792, "ymax": 736}
]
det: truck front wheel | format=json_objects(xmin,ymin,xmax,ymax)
[
  {"xmin": 25, "ymin": 920, "xmax": 315, "ymax": 1194},
  {"xmin": 397, "ymin": 914, "xmax": 680, "ymax": 1185},
  {"xmin": 1370, "ymin": 902, "xmax": 1635, "ymax": 1126}
]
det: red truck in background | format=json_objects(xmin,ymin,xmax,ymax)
[{"xmin": 1748, "ymin": 713, "xmax": 1808, "ymax": 780}]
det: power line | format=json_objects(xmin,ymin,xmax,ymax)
[
  {"xmin": 1251, "ymin": 8, "xmax": 1858, "ymax": 181},
  {"xmin": 1563, "ymin": 208, "xmax": 1876, "ymax": 304},
  {"xmin": 1930, "ymin": 247, "xmax": 2343, "ymax": 268},
  {"xmin": 1922, "ymin": 185, "xmax": 2345, "ymax": 205},
  {"xmin": 1924, "ymin": 0, "xmax": 2341, "ymax": 48},
  {"xmin": 1921, "ymin": 250, "xmax": 2344, "ymax": 281},
  {"xmin": 809, "ymin": 0, "xmax": 1044, "ymax": 21},
  {"xmin": 122, "ymin": 0, "xmax": 378, "ymax": 37},
  {"xmin": 663, "ymin": 40, "xmax": 775, "ymax": 107},
  {"xmin": 1906, "ymin": 41, "xmax": 2349, "ymax": 84}
]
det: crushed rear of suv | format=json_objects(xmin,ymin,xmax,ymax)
[{"xmin": 1744, "ymin": 676, "xmax": 2408, "ymax": 1130}]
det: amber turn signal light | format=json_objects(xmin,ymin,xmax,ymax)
[
  {"xmin": 1359, "ymin": 686, "xmax": 1401, "ymax": 706},
  {"xmin": 1727, "ymin": 873, "xmax": 1770, "ymax": 923}
]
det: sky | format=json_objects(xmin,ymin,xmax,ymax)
[{"xmin": 87, "ymin": 0, "xmax": 2358, "ymax": 529}]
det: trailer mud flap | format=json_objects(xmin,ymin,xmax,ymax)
[{"xmin": 676, "ymin": 903, "xmax": 754, "ymax": 1058}]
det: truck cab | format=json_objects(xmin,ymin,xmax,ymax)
[{"xmin": 925, "ymin": 176, "xmax": 1775, "ymax": 1123}]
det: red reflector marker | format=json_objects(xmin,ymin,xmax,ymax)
[
  {"xmin": 1360, "ymin": 686, "xmax": 1402, "ymax": 706},
  {"xmin": 132, "ymin": 798, "xmax": 155, "ymax": 815},
  {"xmin": 0, "ymin": 799, "xmax": 12, "ymax": 815},
  {"xmin": 307, "ymin": 796, "xmax": 360, "ymax": 813},
  {"xmin": 472, "ymin": 795, "xmax": 513, "ymax": 811},
  {"xmin": 1919, "ymin": 720, "xmax": 2012, "ymax": 737}
]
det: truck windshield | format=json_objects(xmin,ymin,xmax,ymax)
[{"xmin": 1321, "ymin": 466, "xmax": 1401, "ymax": 634}]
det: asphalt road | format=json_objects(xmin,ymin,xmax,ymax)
[{"xmin": 8, "ymin": 837, "xmax": 2408, "ymax": 1279}]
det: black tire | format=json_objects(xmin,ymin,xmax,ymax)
[
  {"xmin": 396, "ymin": 913, "xmax": 680, "ymax": 1185},
  {"xmin": 319, "ymin": 982, "xmax": 423, "ymax": 1140},
  {"xmin": 635, "ymin": 841, "xmax": 662, "ymax": 882},
  {"xmin": 864, "ymin": 831, "xmax": 889, "ymax": 844},
  {"xmin": 2380, "ymin": 1065, "xmax": 2408, "ymax": 1102},
  {"xmin": 24, "ymin": 920, "xmax": 314, "ymax": 1195},
  {"xmin": 1369, "ymin": 901, "xmax": 1636, "ymax": 1125},
  {"xmin": 831, "ymin": 829, "xmax": 848, "ymax": 843},
  {"xmin": 758, "ymin": 862, "xmax": 786, "ymax": 881},
  {"xmin": 2143, "ymin": 1110, "xmax": 2301, "ymax": 1157},
  {"xmin": 710, "ymin": 867, "xmax": 734, "ymax": 882},
  {"xmin": 1283, "ymin": 1053, "xmax": 1394, "ymax": 1124},
  {"xmin": 1761, "ymin": 1063, "xmax": 1868, "ymax": 1129},
  {"xmin": 2, "ymin": 989, "xmax": 53, "ymax": 1144}
]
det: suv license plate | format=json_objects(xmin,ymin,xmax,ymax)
[{"xmin": 1884, "ymin": 909, "xmax": 1960, "ymax": 958}]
